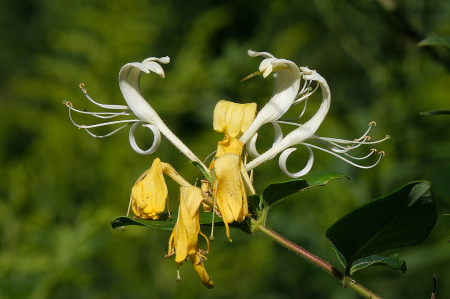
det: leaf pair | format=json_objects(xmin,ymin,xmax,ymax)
[{"xmin": 326, "ymin": 181, "xmax": 437, "ymax": 276}]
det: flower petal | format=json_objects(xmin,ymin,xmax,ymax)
[
  {"xmin": 245, "ymin": 68, "xmax": 330, "ymax": 172},
  {"xmin": 240, "ymin": 51, "xmax": 302, "ymax": 144}
]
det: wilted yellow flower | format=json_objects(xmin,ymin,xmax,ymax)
[
  {"xmin": 213, "ymin": 100, "xmax": 257, "ymax": 138},
  {"xmin": 130, "ymin": 158, "xmax": 168, "ymax": 220},
  {"xmin": 189, "ymin": 245, "xmax": 214, "ymax": 289},
  {"xmin": 213, "ymin": 136, "xmax": 248, "ymax": 241},
  {"xmin": 167, "ymin": 186, "xmax": 213, "ymax": 288}
]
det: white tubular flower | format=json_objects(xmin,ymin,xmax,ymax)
[
  {"xmin": 64, "ymin": 57, "xmax": 208, "ymax": 172},
  {"xmin": 239, "ymin": 50, "xmax": 302, "ymax": 145},
  {"xmin": 243, "ymin": 63, "xmax": 389, "ymax": 178}
]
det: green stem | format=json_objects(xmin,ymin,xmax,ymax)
[{"xmin": 254, "ymin": 223, "xmax": 382, "ymax": 299}]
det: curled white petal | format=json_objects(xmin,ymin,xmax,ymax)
[
  {"xmin": 279, "ymin": 146, "xmax": 314, "ymax": 178},
  {"xmin": 246, "ymin": 121, "xmax": 284, "ymax": 158},
  {"xmin": 240, "ymin": 51, "xmax": 302, "ymax": 144},
  {"xmin": 246, "ymin": 69, "xmax": 330, "ymax": 171},
  {"xmin": 129, "ymin": 122, "xmax": 161, "ymax": 155},
  {"xmin": 247, "ymin": 50, "xmax": 275, "ymax": 59},
  {"xmin": 246, "ymin": 133, "xmax": 260, "ymax": 158},
  {"xmin": 119, "ymin": 58, "xmax": 207, "ymax": 170},
  {"xmin": 272, "ymin": 121, "xmax": 284, "ymax": 146}
]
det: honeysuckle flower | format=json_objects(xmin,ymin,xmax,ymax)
[
  {"xmin": 64, "ymin": 57, "xmax": 208, "ymax": 172},
  {"xmin": 130, "ymin": 158, "xmax": 168, "ymax": 220},
  {"xmin": 130, "ymin": 158, "xmax": 192, "ymax": 219},
  {"xmin": 212, "ymin": 136, "xmax": 248, "ymax": 241},
  {"xmin": 167, "ymin": 186, "xmax": 213, "ymax": 289},
  {"xmin": 213, "ymin": 100, "xmax": 257, "ymax": 138},
  {"xmin": 239, "ymin": 50, "xmax": 389, "ymax": 178},
  {"xmin": 239, "ymin": 50, "xmax": 303, "ymax": 144}
]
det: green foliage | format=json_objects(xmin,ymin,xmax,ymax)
[
  {"xmin": 2, "ymin": 0, "xmax": 450, "ymax": 298},
  {"xmin": 330, "ymin": 246, "xmax": 407, "ymax": 275},
  {"xmin": 262, "ymin": 171, "xmax": 348, "ymax": 206},
  {"xmin": 326, "ymin": 181, "xmax": 437, "ymax": 275},
  {"xmin": 420, "ymin": 110, "xmax": 450, "ymax": 116},
  {"xmin": 418, "ymin": 36, "xmax": 450, "ymax": 49}
]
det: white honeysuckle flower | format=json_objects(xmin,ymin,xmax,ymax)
[
  {"xmin": 241, "ymin": 59, "xmax": 389, "ymax": 178},
  {"xmin": 64, "ymin": 57, "xmax": 208, "ymax": 172},
  {"xmin": 239, "ymin": 50, "xmax": 303, "ymax": 145}
]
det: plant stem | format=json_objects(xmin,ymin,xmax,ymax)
[{"xmin": 255, "ymin": 224, "xmax": 383, "ymax": 299}]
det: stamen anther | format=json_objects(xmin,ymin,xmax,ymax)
[
  {"xmin": 79, "ymin": 83, "xmax": 87, "ymax": 94},
  {"xmin": 369, "ymin": 121, "xmax": 377, "ymax": 126}
]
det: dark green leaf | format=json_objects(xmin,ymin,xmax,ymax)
[
  {"xmin": 111, "ymin": 212, "xmax": 224, "ymax": 231},
  {"xmin": 420, "ymin": 110, "xmax": 450, "ymax": 116},
  {"xmin": 418, "ymin": 36, "xmax": 450, "ymax": 48},
  {"xmin": 263, "ymin": 171, "xmax": 348, "ymax": 206},
  {"xmin": 326, "ymin": 181, "xmax": 437, "ymax": 275},
  {"xmin": 247, "ymin": 194, "xmax": 262, "ymax": 209},
  {"xmin": 330, "ymin": 246, "xmax": 407, "ymax": 275}
]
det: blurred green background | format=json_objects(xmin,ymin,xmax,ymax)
[{"xmin": 1, "ymin": 0, "xmax": 450, "ymax": 298}]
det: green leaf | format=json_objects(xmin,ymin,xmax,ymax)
[
  {"xmin": 111, "ymin": 212, "xmax": 224, "ymax": 231},
  {"xmin": 418, "ymin": 35, "xmax": 450, "ymax": 48},
  {"xmin": 330, "ymin": 246, "xmax": 407, "ymax": 275},
  {"xmin": 192, "ymin": 161, "xmax": 212, "ymax": 183},
  {"xmin": 247, "ymin": 194, "xmax": 261, "ymax": 211},
  {"xmin": 262, "ymin": 171, "xmax": 348, "ymax": 206},
  {"xmin": 420, "ymin": 110, "xmax": 450, "ymax": 116},
  {"xmin": 326, "ymin": 181, "xmax": 437, "ymax": 275}
]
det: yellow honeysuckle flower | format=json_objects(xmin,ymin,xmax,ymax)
[
  {"xmin": 130, "ymin": 158, "xmax": 168, "ymax": 220},
  {"xmin": 130, "ymin": 158, "xmax": 192, "ymax": 220},
  {"xmin": 213, "ymin": 136, "xmax": 248, "ymax": 241},
  {"xmin": 213, "ymin": 100, "xmax": 257, "ymax": 138},
  {"xmin": 167, "ymin": 186, "xmax": 213, "ymax": 288}
]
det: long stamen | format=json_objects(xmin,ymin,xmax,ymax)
[
  {"xmin": 302, "ymin": 142, "xmax": 385, "ymax": 169},
  {"xmin": 317, "ymin": 135, "xmax": 390, "ymax": 145},
  {"xmin": 279, "ymin": 98, "xmax": 308, "ymax": 122},
  {"xmin": 68, "ymin": 110, "xmax": 139, "ymax": 129},
  {"xmin": 175, "ymin": 263, "xmax": 182, "ymax": 282},
  {"xmin": 293, "ymin": 82, "xmax": 319, "ymax": 105},
  {"xmin": 79, "ymin": 83, "xmax": 128, "ymax": 110},
  {"xmin": 298, "ymin": 79, "xmax": 312, "ymax": 95},
  {"xmin": 83, "ymin": 123, "xmax": 133, "ymax": 138},
  {"xmin": 341, "ymin": 148, "xmax": 377, "ymax": 160},
  {"xmin": 209, "ymin": 180, "xmax": 219, "ymax": 241},
  {"xmin": 67, "ymin": 105, "xmax": 130, "ymax": 119}
]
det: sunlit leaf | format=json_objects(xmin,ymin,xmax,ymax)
[
  {"xmin": 418, "ymin": 35, "xmax": 450, "ymax": 48},
  {"xmin": 326, "ymin": 181, "xmax": 437, "ymax": 275},
  {"xmin": 263, "ymin": 171, "xmax": 348, "ymax": 206},
  {"xmin": 330, "ymin": 246, "xmax": 407, "ymax": 275}
]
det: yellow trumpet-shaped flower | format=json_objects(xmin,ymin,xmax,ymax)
[
  {"xmin": 130, "ymin": 158, "xmax": 168, "ymax": 220},
  {"xmin": 213, "ymin": 136, "xmax": 248, "ymax": 240},
  {"xmin": 213, "ymin": 100, "xmax": 257, "ymax": 138},
  {"xmin": 167, "ymin": 186, "xmax": 213, "ymax": 289}
]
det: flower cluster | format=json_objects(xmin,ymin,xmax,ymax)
[{"xmin": 65, "ymin": 50, "xmax": 388, "ymax": 288}]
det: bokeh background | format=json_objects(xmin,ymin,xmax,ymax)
[{"xmin": 2, "ymin": 0, "xmax": 450, "ymax": 298}]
